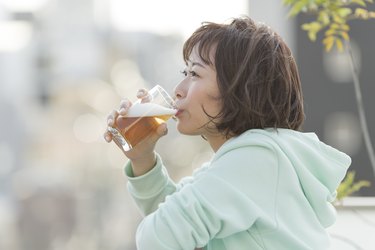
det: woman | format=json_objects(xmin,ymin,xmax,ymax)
[{"xmin": 104, "ymin": 16, "xmax": 351, "ymax": 250}]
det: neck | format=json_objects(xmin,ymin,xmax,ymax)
[{"xmin": 205, "ymin": 133, "xmax": 229, "ymax": 152}]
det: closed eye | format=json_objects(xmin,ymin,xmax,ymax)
[
  {"xmin": 180, "ymin": 69, "xmax": 198, "ymax": 78},
  {"xmin": 189, "ymin": 70, "xmax": 198, "ymax": 77},
  {"xmin": 180, "ymin": 69, "xmax": 188, "ymax": 77}
]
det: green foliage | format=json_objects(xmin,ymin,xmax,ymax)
[
  {"xmin": 283, "ymin": 0, "xmax": 374, "ymax": 202},
  {"xmin": 336, "ymin": 171, "xmax": 371, "ymax": 201},
  {"xmin": 283, "ymin": 0, "xmax": 375, "ymax": 52}
]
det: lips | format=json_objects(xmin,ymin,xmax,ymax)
[
  {"xmin": 175, "ymin": 109, "xmax": 183, "ymax": 117},
  {"xmin": 173, "ymin": 102, "xmax": 184, "ymax": 117}
]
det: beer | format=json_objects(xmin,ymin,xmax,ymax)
[{"xmin": 109, "ymin": 102, "xmax": 176, "ymax": 151}]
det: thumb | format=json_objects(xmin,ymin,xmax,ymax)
[
  {"xmin": 156, "ymin": 123, "xmax": 168, "ymax": 137},
  {"xmin": 144, "ymin": 123, "xmax": 168, "ymax": 147}
]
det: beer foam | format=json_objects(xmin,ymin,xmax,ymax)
[{"xmin": 127, "ymin": 102, "xmax": 177, "ymax": 118}]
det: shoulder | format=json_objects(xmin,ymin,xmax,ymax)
[
  {"xmin": 213, "ymin": 129, "xmax": 282, "ymax": 163},
  {"xmin": 188, "ymin": 130, "xmax": 281, "ymax": 224},
  {"xmin": 199, "ymin": 129, "xmax": 282, "ymax": 185}
]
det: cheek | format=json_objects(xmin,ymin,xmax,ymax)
[
  {"xmin": 176, "ymin": 116, "xmax": 201, "ymax": 135},
  {"xmin": 186, "ymin": 83, "xmax": 221, "ymax": 116},
  {"xmin": 201, "ymin": 99, "xmax": 222, "ymax": 120},
  {"xmin": 176, "ymin": 105, "xmax": 208, "ymax": 134}
]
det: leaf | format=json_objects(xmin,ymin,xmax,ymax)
[
  {"xmin": 318, "ymin": 11, "xmax": 331, "ymax": 25},
  {"xmin": 340, "ymin": 24, "xmax": 350, "ymax": 31},
  {"xmin": 336, "ymin": 171, "xmax": 355, "ymax": 200},
  {"xmin": 351, "ymin": 181, "xmax": 371, "ymax": 193},
  {"xmin": 336, "ymin": 171, "xmax": 371, "ymax": 201},
  {"xmin": 337, "ymin": 8, "xmax": 352, "ymax": 17},
  {"xmin": 341, "ymin": 31, "xmax": 350, "ymax": 40},
  {"xmin": 302, "ymin": 21, "xmax": 322, "ymax": 31},
  {"xmin": 307, "ymin": 2, "xmax": 319, "ymax": 12},
  {"xmin": 352, "ymin": 0, "xmax": 367, "ymax": 6},
  {"xmin": 282, "ymin": 0, "xmax": 298, "ymax": 5},
  {"xmin": 355, "ymin": 8, "xmax": 370, "ymax": 19},
  {"xmin": 323, "ymin": 36, "xmax": 335, "ymax": 51},
  {"xmin": 301, "ymin": 23, "xmax": 310, "ymax": 30},
  {"xmin": 336, "ymin": 38, "xmax": 344, "ymax": 52},
  {"xmin": 331, "ymin": 23, "xmax": 341, "ymax": 29},
  {"xmin": 308, "ymin": 31, "xmax": 317, "ymax": 41},
  {"xmin": 302, "ymin": 21, "xmax": 322, "ymax": 41},
  {"xmin": 325, "ymin": 28, "xmax": 337, "ymax": 36},
  {"xmin": 345, "ymin": 171, "xmax": 355, "ymax": 185},
  {"xmin": 333, "ymin": 13, "xmax": 346, "ymax": 23},
  {"xmin": 288, "ymin": 0, "xmax": 309, "ymax": 17}
]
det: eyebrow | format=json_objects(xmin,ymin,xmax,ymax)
[{"xmin": 187, "ymin": 60, "xmax": 206, "ymax": 68}]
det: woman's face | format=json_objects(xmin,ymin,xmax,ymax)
[{"xmin": 174, "ymin": 46, "xmax": 222, "ymax": 137}]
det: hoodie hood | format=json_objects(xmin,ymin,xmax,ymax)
[{"xmin": 216, "ymin": 128, "xmax": 351, "ymax": 227}]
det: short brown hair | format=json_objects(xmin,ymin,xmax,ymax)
[{"xmin": 183, "ymin": 16, "xmax": 305, "ymax": 137}]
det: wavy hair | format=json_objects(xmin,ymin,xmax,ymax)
[{"xmin": 183, "ymin": 16, "xmax": 305, "ymax": 137}]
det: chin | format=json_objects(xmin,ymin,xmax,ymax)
[{"xmin": 176, "ymin": 123, "xmax": 199, "ymax": 136}]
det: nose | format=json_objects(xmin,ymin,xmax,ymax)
[{"xmin": 174, "ymin": 79, "xmax": 187, "ymax": 100}]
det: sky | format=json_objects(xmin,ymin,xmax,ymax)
[{"xmin": 109, "ymin": 0, "xmax": 249, "ymax": 38}]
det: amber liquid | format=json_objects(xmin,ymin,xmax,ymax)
[{"xmin": 116, "ymin": 114, "xmax": 173, "ymax": 149}]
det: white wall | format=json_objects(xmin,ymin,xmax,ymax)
[{"xmin": 248, "ymin": 0, "xmax": 297, "ymax": 55}]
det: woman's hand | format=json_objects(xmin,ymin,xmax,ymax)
[{"xmin": 103, "ymin": 89, "xmax": 169, "ymax": 176}]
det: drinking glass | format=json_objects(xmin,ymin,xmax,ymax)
[{"xmin": 108, "ymin": 85, "xmax": 176, "ymax": 152}]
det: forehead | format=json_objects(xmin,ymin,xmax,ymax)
[
  {"xmin": 187, "ymin": 47, "xmax": 204, "ymax": 63},
  {"xmin": 187, "ymin": 45, "xmax": 216, "ymax": 67}
]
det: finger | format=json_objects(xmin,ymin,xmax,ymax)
[
  {"xmin": 137, "ymin": 88, "xmax": 152, "ymax": 103},
  {"xmin": 103, "ymin": 130, "xmax": 112, "ymax": 142},
  {"xmin": 156, "ymin": 123, "xmax": 168, "ymax": 136},
  {"xmin": 136, "ymin": 88, "xmax": 148, "ymax": 99},
  {"xmin": 134, "ymin": 123, "xmax": 167, "ymax": 150},
  {"xmin": 119, "ymin": 99, "xmax": 131, "ymax": 115},
  {"xmin": 107, "ymin": 109, "xmax": 118, "ymax": 127}
]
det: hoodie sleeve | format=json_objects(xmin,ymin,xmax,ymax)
[
  {"xmin": 125, "ymin": 154, "xmax": 212, "ymax": 215},
  {"xmin": 124, "ymin": 154, "xmax": 177, "ymax": 215},
  {"xmin": 127, "ymin": 146, "xmax": 279, "ymax": 250}
]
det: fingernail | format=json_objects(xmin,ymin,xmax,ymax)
[
  {"xmin": 105, "ymin": 135, "xmax": 111, "ymax": 142},
  {"xmin": 107, "ymin": 119, "xmax": 113, "ymax": 126},
  {"xmin": 119, "ymin": 108, "xmax": 126, "ymax": 115},
  {"xmin": 137, "ymin": 89, "xmax": 147, "ymax": 98},
  {"xmin": 161, "ymin": 124, "xmax": 168, "ymax": 135},
  {"xmin": 121, "ymin": 99, "xmax": 130, "ymax": 107}
]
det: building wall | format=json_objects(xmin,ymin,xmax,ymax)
[
  {"xmin": 296, "ymin": 13, "xmax": 375, "ymax": 196},
  {"xmin": 249, "ymin": 0, "xmax": 375, "ymax": 196}
]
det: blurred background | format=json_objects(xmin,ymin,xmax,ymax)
[{"xmin": 0, "ymin": 0, "xmax": 374, "ymax": 249}]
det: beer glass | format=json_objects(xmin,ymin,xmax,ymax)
[{"xmin": 108, "ymin": 85, "xmax": 176, "ymax": 152}]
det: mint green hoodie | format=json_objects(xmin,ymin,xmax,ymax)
[{"xmin": 125, "ymin": 128, "xmax": 351, "ymax": 250}]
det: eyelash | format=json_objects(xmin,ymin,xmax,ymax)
[{"xmin": 180, "ymin": 69, "xmax": 198, "ymax": 77}]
